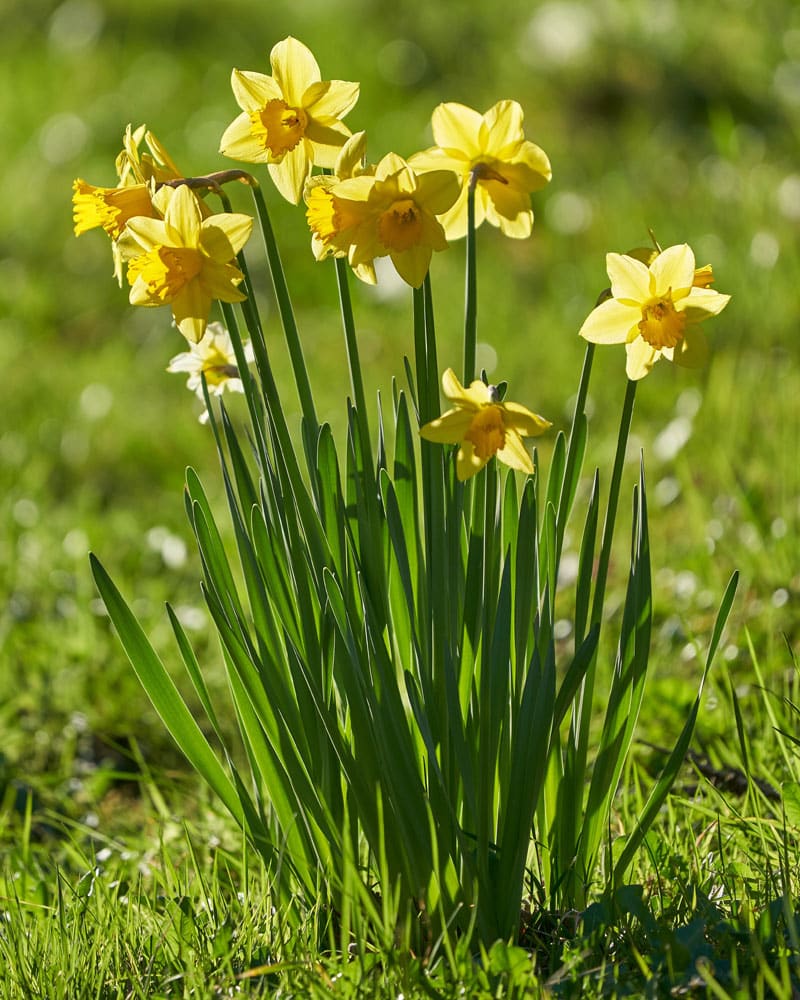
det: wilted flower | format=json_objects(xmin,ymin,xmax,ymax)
[
  {"xmin": 220, "ymin": 36, "xmax": 359, "ymax": 204},
  {"xmin": 419, "ymin": 368, "xmax": 551, "ymax": 480},
  {"xmin": 409, "ymin": 100, "xmax": 551, "ymax": 241},
  {"xmin": 167, "ymin": 321, "xmax": 254, "ymax": 422},
  {"xmin": 120, "ymin": 184, "xmax": 253, "ymax": 343},
  {"xmin": 579, "ymin": 243, "xmax": 730, "ymax": 380}
]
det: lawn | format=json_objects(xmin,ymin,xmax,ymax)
[{"xmin": 2, "ymin": 0, "xmax": 800, "ymax": 995}]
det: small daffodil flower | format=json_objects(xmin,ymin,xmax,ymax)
[
  {"xmin": 321, "ymin": 153, "xmax": 460, "ymax": 287},
  {"xmin": 419, "ymin": 368, "xmax": 551, "ymax": 481},
  {"xmin": 120, "ymin": 184, "xmax": 253, "ymax": 344},
  {"xmin": 579, "ymin": 244, "xmax": 730, "ymax": 380},
  {"xmin": 220, "ymin": 36, "xmax": 359, "ymax": 204},
  {"xmin": 167, "ymin": 321, "xmax": 254, "ymax": 422},
  {"xmin": 409, "ymin": 101, "xmax": 551, "ymax": 241}
]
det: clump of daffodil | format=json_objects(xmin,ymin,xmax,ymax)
[
  {"xmin": 167, "ymin": 321, "xmax": 254, "ymax": 422},
  {"xmin": 314, "ymin": 152, "xmax": 460, "ymax": 288},
  {"xmin": 119, "ymin": 184, "xmax": 253, "ymax": 344},
  {"xmin": 579, "ymin": 243, "xmax": 730, "ymax": 380},
  {"xmin": 73, "ymin": 124, "xmax": 184, "ymax": 283},
  {"xmin": 409, "ymin": 100, "xmax": 551, "ymax": 241},
  {"xmin": 220, "ymin": 36, "xmax": 359, "ymax": 205},
  {"xmin": 419, "ymin": 368, "xmax": 551, "ymax": 481},
  {"xmin": 303, "ymin": 131, "xmax": 377, "ymax": 283}
]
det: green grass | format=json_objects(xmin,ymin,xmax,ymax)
[{"xmin": 3, "ymin": 0, "xmax": 800, "ymax": 993}]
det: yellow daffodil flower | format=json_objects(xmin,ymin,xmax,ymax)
[
  {"xmin": 579, "ymin": 244, "xmax": 730, "ymax": 380},
  {"xmin": 409, "ymin": 100, "xmax": 551, "ymax": 241},
  {"xmin": 419, "ymin": 368, "xmax": 551, "ymax": 481},
  {"xmin": 120, "ymin": 184, "xmax": 253, "ymax": 344},
  {"xmin": 220, "ymin": 36, "xmax": 359, "ymax": 205},
  {"xmin": 303, "ymin": 131, "xmax": 377, "ymax": 283},
  {"xmin": 167, "ymin": 321, "xmax": 254, "ymax": 422},
  {"xmin": 320, "ymin": 153, "xmax": 459, "ymax": 288},
  {"xmin": 73, "ymin": 124, "xmax": 184, "ymax": 284}
]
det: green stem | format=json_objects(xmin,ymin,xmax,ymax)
[
  {"xmin": 249, "ymin": 181, "xmax": 318, "ymax": 432},
  {"xmin": 335, "ymin": 257, "xmax": 371, "ymax": 459},
  {"xmin": 463, "ymin": 183, "xmax": 477, "ymax": 384}
]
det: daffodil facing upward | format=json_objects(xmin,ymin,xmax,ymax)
[
  {"xmin": 579, "ymin": 244, "xmax": 730, "ymax": 380},
  {"xmin": 167, "ymin": 321, "xmax": 254, "ymax": 422},
  {"xmin": 220, "ymin": 36, "xmax": 359, "ymax": 204},
  {"xmin": 409, "ymin": 100, "xmax": 551, "ymax": 241},
  {"xmin": 120, "ymin": 184, "xmax": 253, "ymax": 343},
  {"xmin": 320, "ymin": 153, "xmax": 460, "ymax": 287},
  {"xmin": 420, "ymin": 369, "xmax": 551, "ymax": 481}
]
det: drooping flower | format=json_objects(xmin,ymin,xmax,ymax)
[
  {"xmin": 120, "ymin": 184, "xmax": 253, "ymax": 343},
  {"xmin": 220, "ymin": 36, "xmax": 359, "ymax": 204},
  {"xmin": 73, "ymin": 124, "xmax": 184, "ymax": 283},
  {"xmin": 419, "ymin": 368, "xmax": 551, "ymax": 480},
  {"xmin": 578, "ymin": 244, "xmax": 730, "ymax": 380},
  {"xmin": 303, "ymin": 131, "xmax": 376, "ymax": 283},
  {"xmin": 318, "ymin": 153, "xmax": 459, "ymax": 287},
  {"xmin": 409, "ymin": 100, "xmax": 551, "ymax": 241},
  {"xmin": 167, "ymin": 321, "xmax": 254, "ymax": 422}
]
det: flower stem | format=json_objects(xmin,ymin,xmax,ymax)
[
  {"xmin": 335, "ymin": 257, "xmax": 371, "ymax": 459},
  {"xmin": 463, "ymin": 182, "xmax": 477, "ymax": 385}
]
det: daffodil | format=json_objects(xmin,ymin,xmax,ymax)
[
  {"xmin": 167, "ymin": 321, "xmax": 254, "ymax": 422},
  {"xmin": 120, "ymin": 184, "xmax": 253, "ymax": 343},
  {"xmin": 73, "ymin": 124, "xmax": 184, "ymax": 284},
  {"xmin": 579, "ymin": 244, "xmax": 730, "ymax": 380},
  {"xmin": 303, "ymin": 131, "xmax": 377, "ymax": 283},
  {"xmin": 220, "ymin": 36, "xmax": 359, "ymax": 204},
  {"xmin": 321, "ymin": 153, "xmax": 459, "ymax": 287},
  {"xmin": 419, "ymin": 368, "xmax": 550, "ymax": 480},
  {"xmin": 409, "ymin": 101, "xmax": 551, "ymax": 241}
]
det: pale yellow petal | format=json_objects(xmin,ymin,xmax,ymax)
[
  {"xmin": 501, "ymin": 146, "xmax": 552, "ymax": 189},
  {"xmin": 651, "ymin": 244, "xmax": 695, "ymax": 298},
  {"xmin": 441, "ymin": 368, "xmax": 487, "ymax": 407},
  {"xmin": 678, "ymin": 287, "xmax": 731, "ymax": 321},
  {"xmin": 200, "ymin": 213, "xmax": 254, "ymax": 260},
  {"xmin": 482, "ymin": 180, "xmax": 533, "ymax": 237},
  {"xmin": 220, "ymin": 112, "xmax": 266, "ymax": 163},
  {"xmin": 271, "ymin": 37, "xmax": 320, "ymax": 106},
  {"xmin": 303, "ymin": 79, "xmax": 359, "ymax": 119},
  {"xmin": 625, "ymin": 337, "xmax": 659, "ymax": 380},
  {"xmin": 304, "ymin": 120, "xmax": 352, "ymax": 168},
  {"xmin": 230, "ymin": 69, "xmax": 282, "ymax": 112},
  {"xmin": 408, "ymin": 145, "xmax": 469, "ymax": 176},
  {"xmin": 268, "ymin": 145, "xmax": 310, "ymax": 204},
  {"xmin": 164, "ymin": 184, "xmax": 202, "ymax": 247},
  {"xmin": 579, "ymin": 298, "xmax": 641, "ymax": 344},
  {"xmin": 607, "ymin": 253, "xmax": 650, "ymax": 303},
  {"xmin": 172, "ymin": 282, "xmax": 212, "ymax": 343},
  {"xmin": 391, "ymin": 244, "xmax": 432, "ymax": 287},
  {"xmin": 430, "ymin": 103, "xmax": 483, "ymax": 156},
  {"xmin": 496, "ymin": 430, "xmax": 534, "ymax": 475},
  {"xmin": 414, "ymin": 169, "xmax": 461, "ymax": 215},
  {"xmin": 480, "ymin": 100, "xmax": 524, "ymax": 154},
  {"xmin": 201, "ymin": 261, "xmax": 248, "ymax": 302},
  {"xmin": 121, "ymin": 216, "xmax": 169, "ymax": 254}
]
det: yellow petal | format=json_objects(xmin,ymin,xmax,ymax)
[
  {"xmin": 482, "ymin": 179, "xmax": 532, "ymax": 237},
  {"xmin": 230, "ymin": 69, "xmax": 282, "ymax": 111},
  {"xmin": 220, "ymin": 112, "xmax": 267, "ymax": 163},
  {"xmin": 408, "ymin": 145, "xmax": 469, "ymax": 176},
  {"xmin": 625, "ymin": 337, "xmax": 659, "ymax": 380},
  {"xmin": 501, "ymin": 146, "xmax": 552, "ymax": 189},
  {"xmin": 678, "ymin": 286, "xmax": 731, "ymax": 321},
  {"xmin": 579, "ymin": 298, "xmax": 640, "ymax": 344},
  {"xmin": 651, "ymin": 244, "xmax": 694, "ymax": 298},
  {"xmin": 501, "ymin": 401, "xmax": 551, "ymax": 437},
  {"xmin": 456, "ymin": 440, "xmax": 488, "ymax": 481},
  {"xmin": 430, "ymin": 102, "xmax": 483, "ymax": 156},
  {"xmin": 172, "ymin": 282, "xmax": 212, "ymax": 343},
  {"xmin": 419, "ymin": 407, "xmax": 475, "ymax": 443},
  {"xmin": 121, "ymin": 216, "xmax": 169, "ymax": 254},
  {"xmin": 200, "ymin": 260, "xmax": 248, "ymax": 302},
  {"xmin": 441, "ymin": 368, "xmax": 487, "ymax": 407},
  {"xmin": 390, "ymin": 244, "xmax": 432, "ymax": 287},
  {"xmin": 438, "ymin": 185, "xmax": 487, "ymax": 242},
  {"xmin": 271, "ymin": 37, "xmax": 320, "ymax": 107},
  {"xmin": 200, "ymin": 213, "xmax": 254, "ymax": 260},
  {"xmin": 268, "ymin": 145, "xmax": 310, "ymax": 204},
  {"xmin": 607, "ymin": 253, "xmax": 650, "ymax": 303},
  {"xmin": 303, "ymin": 79, "xmax": 359, "ymax": 119},
  {"xmin": 164, "ymin": 184, "xmax": 202, "ymax": 247},
  {"xmin": 496, "ymin": 430, "xmax": 534, "ymax": 475},
  {"xmin": 414, "ymin": 169, "xmax": 461, "ymax": 216},
  {"xmin": 304, "ymin": 119, "xmax": 352, "ymax": 167},
  {"xmin": 480, "ymin": 100, "xmax": 524, "ymax": 154}
]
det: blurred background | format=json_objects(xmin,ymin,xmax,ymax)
[{"xmin": 2, "ymin": 0, "xmax": 799, "ymax": 819}]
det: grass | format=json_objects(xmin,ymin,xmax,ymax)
[{"xmin": 2, "ymin": 0, "xmax": 800, "ymax": 993}]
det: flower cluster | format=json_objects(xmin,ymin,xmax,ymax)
[{"xmin": 73, "ymin": 36, "xmax": 730, "ymax": 472}]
